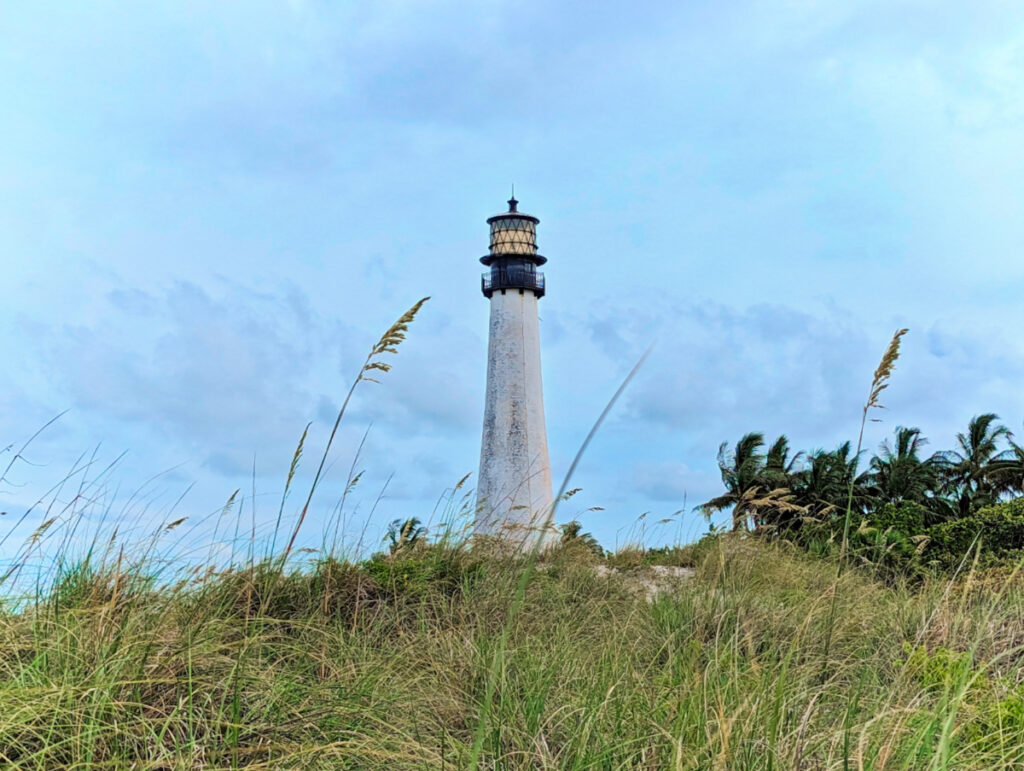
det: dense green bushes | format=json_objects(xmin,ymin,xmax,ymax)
[
  {"xmin": 925, "ymin": 498, "xmax": 1024, "ymax": 570},
  {"xmin": 784, "ymin": 497, "xmax": 1024, "ymax": 579},
  {"xmin": 362, "ymin": 549, "xmax": 484, "ymax": 598}
]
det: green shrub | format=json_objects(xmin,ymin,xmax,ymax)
[
  {"xmin": 362, "ymin": 547, "xmax": 482, "ymax": 599},
  {"xmin": 842, "ymin": 502, "xmax": 931, "ymax": 580},
  {"xmin": 782, "ymin": 499, "xmax": 1024, "ymax": 579},
  {"xmin": 902, "ymin": 643, "xmax": 982, "ymax": 692},
  {"xmin": 872, "ymin": 501, "xmax": 928, "ymax": 534},
  {"xmin": 786, "ymin": 503, "xmax": 930, "ymax": 581},
  {"xmin": 926, "ymin": 499, "xmax": 1024, "ymax": 570}
]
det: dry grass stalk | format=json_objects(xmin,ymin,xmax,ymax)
[
  {"xmin": 281, "ymin": 297, "xmax": 429, "ymax": 563},
  {"xmin": 868, "ymin": 327, "xmax": 909, "ymax": 413}
]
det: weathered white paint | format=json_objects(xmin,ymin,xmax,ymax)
[{"xmin": 475, "ymin": 287, "xmax": 556, "ymax": 549}]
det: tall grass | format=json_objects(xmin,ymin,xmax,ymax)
[
  {"xmin": 822, "ymin": 328, "xmax": 909, "ymax": 673},
  {"xmin": 2, "ymin": 533, "xmax": 1024, "ymax": 768}
]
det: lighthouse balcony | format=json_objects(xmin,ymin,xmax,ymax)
[{"xmin": 482, "ymin": 268, "xmax": 545, "ymax": 298}]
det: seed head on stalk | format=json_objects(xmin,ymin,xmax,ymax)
[{"xmin": 280, "ymin": 298, "xmax": 430, "ymax": 563}]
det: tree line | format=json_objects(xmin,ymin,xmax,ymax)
[{"xmin": 699, "ymin": 413, "xmax": 1024, "ymax": 534}]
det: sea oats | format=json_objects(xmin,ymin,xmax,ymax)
[
  {"xmin": 29, "ymin": 517, "xmax": 56, "ymax": 545},
  {"xmin": 280, "ymin": 298, "xmax": 429, "ymax": 563},
  {"xmin": 344, "ymin": 470, "xmax": 364, "ymax": 497},
  {"xmin": 362, "ymin": 296, "xmax": 430, "ymax": 381},
  {"xmin": 285, "ymin": 422, "xmax": 309, "ymax": 493},
  {"xmin": 868, "ymin": 327, "xmax": 909, "ymax": 411},
  {"xmin": 560, "ymin": 487, "xmax": 583, "ymax": 502}
]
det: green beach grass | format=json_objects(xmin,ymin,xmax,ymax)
[{"xmin": 1, "ymin": 532, "xmax": 1023, "ymax": 769}]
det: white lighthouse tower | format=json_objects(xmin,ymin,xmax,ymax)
[{"xmin": 475, "ymin": 195, "xmax": 556, "ymax": 549}]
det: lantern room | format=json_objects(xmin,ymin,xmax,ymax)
[{"xmin": 480, "ymin": 197, "xmax": 547, "ymax": 298}]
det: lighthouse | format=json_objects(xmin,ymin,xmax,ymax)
[{"xmin": 475, "ymin": 195, "xmax": 556, "ymax": 549}]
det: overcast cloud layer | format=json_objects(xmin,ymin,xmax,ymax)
[{"xmin": 3, "ymin": 0, "xmax": 1024, "ymax": 555}]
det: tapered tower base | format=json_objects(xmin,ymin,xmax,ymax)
[{"xmin": 476, "ymin": 288, "xmax": 556, "ymax": 549}]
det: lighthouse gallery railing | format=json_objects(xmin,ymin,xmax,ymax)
[{"xmin": 481, "ymin": 269, "xmax": 545, "ymax": 298}]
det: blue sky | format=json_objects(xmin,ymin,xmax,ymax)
[{"xmin": 3, "ymin": 0, "xmax": 1024, "ymax": 558}]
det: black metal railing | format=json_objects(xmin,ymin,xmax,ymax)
[{"xmin": 482, "ymin": 268, "xmax": 545, "ymax": 298}]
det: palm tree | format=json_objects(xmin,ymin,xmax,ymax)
[
  {"xmin": 559, "ymin": 520, "xmax": 603, "ymax": 557},
  {"xmin": 792, "ymin": 442, "xmax": 872, "ymax": 521},
  {"xmin": 759, "ymin": 435, "xmax": 804, "ymax": 531},
  {"xmin": 385, "ymin": 517, "xmax": 427, "ymax": 553},
  {"xmin": 938, "ymin": 413, "xmax": 1011, "ymax": 517},
  {"xmin": 698, "ymin": 432, "xmax": 766, "ymax": 531},
  {"xmin": 988, "ymin": 429, "xmax": 1024, "ymax": 498},
  {"xmin": 763, "ymin": 435, "xmax": 802, "ymax": 488},
  {"xmin": 869, "ymin": 427, "xmax": 941, "ymax": 506}
]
